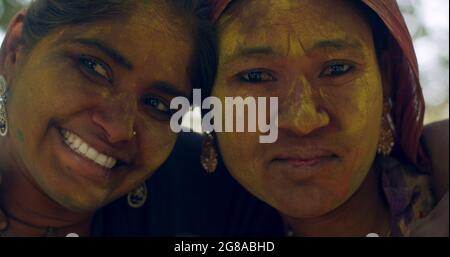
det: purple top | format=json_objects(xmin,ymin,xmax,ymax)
[{"xmin": 380, "ymin": 156, "xmax": 435, "ymax": 237}]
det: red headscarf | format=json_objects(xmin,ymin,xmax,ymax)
[{"xmin": 209, "ymin": 0, "xmax": 430, "ymax": 172}]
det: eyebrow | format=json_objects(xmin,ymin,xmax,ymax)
[
  {"xmin": 69, "ymin": 38, "xmax": 133, "ymax": 70},
  {"xmin": 238, "ymin": 47, "xmax": 276, "ymax": 56},
  {"xmin": 223, "ymin": 46, "xmax": 278, "ymax": 64},
  {"xmin": 151, "ymin": 81, "xmax": 189, "ymax": 99},
  {"xmin": 310, "ymin": 39, "xmax": 364, "ymax": 52}
]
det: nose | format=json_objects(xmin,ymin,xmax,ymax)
[
  {"xmin": 92, "ymin": 92, "xmax": 137, "ymax": 144},
  {"xmin": 278, "ymin": 76, "xmax": 330, "ymax": 136}
]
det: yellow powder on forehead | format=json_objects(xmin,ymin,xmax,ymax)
[{"xmin": 217, "ymin": 0, "xmax": 378, "ymax": 75}]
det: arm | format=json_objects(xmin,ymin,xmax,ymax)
[
  {"xmin": 0, "ymin": 175, "xmax": 7, "ymax": 232},
  {"xmin": 422, "ymin": 119, "xmax": 449, "ymax": 199},
  {"xmin": 409, "ymin": 120, "xmax": 449, "ymax": 236},
  {"xmin": 410, "ymin": 192, "xmax": 449, "ymax": 237}
]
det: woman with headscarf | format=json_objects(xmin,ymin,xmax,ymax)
[{"xmin": 204, "ymin": 0, "xmax": 448, "ymax": 236}]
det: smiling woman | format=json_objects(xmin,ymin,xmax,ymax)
[{"xmin": 0, "ymin": 0, "xmax": 216, "ymax": 236}]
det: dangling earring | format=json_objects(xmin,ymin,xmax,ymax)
[
  {"xmin": 127, "ymin": 183, "xmax": 147, "ymax": 208},
  {"xmin": 378, "ymin": 101, "xmax": 395, "ymax": 156},
  {"xmin": 0, "ymin": 76, "xmax": 9, "ymax": 137},
  {"xmin": 200, "ymin": 132, "xmax": 218, "ymax": 173}
]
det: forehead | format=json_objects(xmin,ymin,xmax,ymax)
[
  {"xmin": 38, "ymin": 3, "xmax": 193, "ymax": 80},
  {"xmin": 218, "ymin": 0, "xmax": 374, "ymax": 59}
]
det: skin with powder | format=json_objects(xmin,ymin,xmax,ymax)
[
  {"xmin": 213, "ymin": 0, "xmax": 444, "ymax": 236},
  {"xmin": 0, "ymin": 0, "xmax": 446, "ymax": 238},
  {"xmin": 0, "ymin": 1, "xmax": 202, "ymax": 236}
]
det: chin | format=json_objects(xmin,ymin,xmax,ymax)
[
  {"xmin": 64, "ymin": 198, "xmax": 107, "ymax": 214},
  {"xmin": 48, "ymin": 186, "xmax": 111, "ymax": 214},
  {"xmin": 276, "ymin": 201, "xmax": 331, "ymax": 219},
  {"xmin": 282, "ymin": 204, "xmax": 337, "ymax": 219},
  {"xmin": 270, "ymin": 185, "xmax": 345, "ymax": 219}
]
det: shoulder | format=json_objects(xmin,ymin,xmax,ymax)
[
  {"xmin": 423, "ymin": 119, "xmax": 449, "ymax": 136},
  {"xmin": 423, "ymin": 119, "xmax": 449, "ymax": 153},
  {"xmin": 422, "ymin": 119, "xmax": 449, "ymax": 199}
]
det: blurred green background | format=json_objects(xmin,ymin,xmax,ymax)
[
  {"xmin": 0, "ymin": 0, "xmax": 25, "ymax": 31},
  {"xmin": 0, "ymin": 0, "xmax": 448, "ymax": 125}
]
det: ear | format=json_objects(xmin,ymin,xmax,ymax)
[{"xmin": 0, "ymin": 9, "xmax": 28, "ymax": 83}]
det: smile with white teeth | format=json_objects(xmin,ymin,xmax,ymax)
[{"xmin": 60, "ymin": 128, "xmax": 117, "ymax": 169}]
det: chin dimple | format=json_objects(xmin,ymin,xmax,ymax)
[{"xmin": 59, "ymin": 128, "xmax": 117, "ymax": 169}]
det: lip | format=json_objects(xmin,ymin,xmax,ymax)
[
  {"xmin": 281, "ymin": 158, "xmax": 322, "ymax": 167},
  {"xmin": 270, "ymin": 151, "xmax": 338, "ymax": 181},
  {"xmin": 54, "ymin": 126, "xmax": 120, "ymax": 185}
]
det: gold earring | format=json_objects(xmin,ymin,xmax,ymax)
[
  {"xmin": 378, "ymin": 102, "xmax": 395, "ymax": 156},
  {"xmin": 0, "ymin": 75, "xmax": 9, "ymax": 137},
  {"xmin": 200, "ymin": 133, "xmax": 218, "ymax": 173}
]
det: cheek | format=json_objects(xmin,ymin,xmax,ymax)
[
  {"xmin": 212, "ymin": 82, "xmax": 262, "ymax": 170},
  {"xmin": 110, "ymin": 123, "xmax": 177, "ymax": 199},
  {"xmin": 310, "ymin": 70, "xmax": 381, "ymax": 148},
  {"xmin": 212, "ymin": 80, "xmax": 280, "ymax": 193},
  {"xmin": 217, "ymin": 131, "xmax": 261, "ymax": 179},
  {"xmin": 318, "ymin": 75, "xmax": 383, "ymax": 194},
  {"xmin": 138, "ymin": 120, "xmax": 176, "ymax": 168},
  {"xmin": 325, "ymin": 73, "xmax": 383, "ymax": 143},
  {"xmin": 9, "ymin": 67, "xmax": 103, "ymax": 161}
]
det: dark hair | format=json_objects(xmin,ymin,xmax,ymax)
[{"xmin": 21, "ymin": 0, "xmax": 217, "ymax": 93}]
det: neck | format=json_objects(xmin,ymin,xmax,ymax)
[
  {"xmin": 0, "ymin": 154, "xmax": 93, "ymax": 237},
  {"xmin": 283, "ymin": 166, "xmax": 390, "ymax": 237}
]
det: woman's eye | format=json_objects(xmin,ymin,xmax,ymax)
[
  {"xmin": 239, "ymin": 70, "xmax": 276, "ymax": 83},
  {"xmin": 320, "ymin": 63, "xmax": 353, "ymax": 77},
  {"xmin": 141, "ymin": 95, "xmax": 172, "ymax": 119},
  {"xmin": 78, "ymin": 56, "xmax": 112, "ymax": 82}
]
